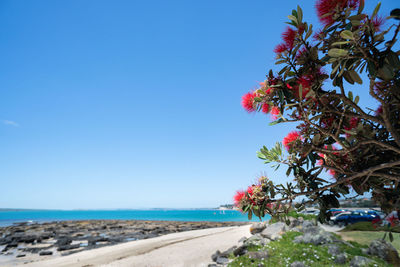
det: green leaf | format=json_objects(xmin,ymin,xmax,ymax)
[
  {"xmin": 278, "ymin": 90, "xmax": 284, "ymax": 104},
  {"xmin": 248, "ymin": 210, "xmax": 253, "ymax": 220},
  {"xmin": 331, "ymin": 41, "xmax": 351, "ymax": 46},
  {"xmin": 348, "ymin": 70, "xmax": 363, "ymax": 84},
  {"xmin": 372, "ymin": 2, "xmax": 381, "ymax": 19},
  {"xmin": 358, "ymin": 0, "xmax": 365, "ymax": 14},
  {"xmin": 348, "ymin": 14, "xmax": 366, "ymax": 21},
  {"xmin": 343, "ymin": 71, "xmax": 355, "ymax": 84},
  {"xmin": 297, "ymin": 6, "xmax": 303, "ymax": 23},
  {"xmin": 348, "ymin": 91, "xmax": 353, "ymax": 101},
  {"xmin": 328, "ymin": 48, "xmax": 348, "ymax": 57},
  {"xmin": 387, "ymin": 51, "xmax": 400, "ymax": 70},
  {"xmin": 354, "ymin": 95, "xmax": 360, "ymax": 104},
  {"xmin": 377, "ymin": 64, "xmax": 395, "ymax": 81},
  {"xmin": 340, "ymin": 30, "xmax": 354, "ymax": 40},
  {"xmin": 288, "ymin": 15, "xmax": 298, "ymax": 24},
  {"xmin": 390, "ymin": 9, "xmax": 400, "ymax": 20},
  {"xmin": 269, "ymin": 118, "xmax": 284, "ymax": 126},
  {"xmin": 305, "ymin": 24, "xmax": 313, "ymax": 40}
]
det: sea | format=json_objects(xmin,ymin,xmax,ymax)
[{"xmin": 0, "ymin": 209, "xmax": 270, "ymax": 227}]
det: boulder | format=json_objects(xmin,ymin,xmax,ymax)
[
  {"xmin": 233, "ymin": 245, "xmax": 247, "ymax": 257},
  {"xmin": 327, "ymin": 244, "xmax": 341, "ymax": 256},
  {"xmin": 244, "ymin": 233, "xmax": 270, "ymax": 247},
  {"xmin": 247, "ymin": 250, "xmax": 269, "ymax": 260},
  {"xmin": 250, "ymin": 222, "xmax": 266, "ymax": 234},
  {"xmin": 215, "ymin": 256, "xmax": 229, "ymax": 264},
  {"xmin": 366, "ymin": 239, "xmax": 400, "ymax": 265},
  {"xmin": 260, "ymin": 222, "xmax": 287, "ymax": 241},
  {"xmin": 294, "ymin": 230, "xmax": 334, "ymax": 245},
  {"xmin": 334, "ymin": 253, "xmax": 348, "ymax": 264},
  {"xmin": 290, "ymin": 261, "xmax": 305, "ymax": 267},
  {"xmin": 349, "ymin": 256, "xmax": 372, "ymax": 267}
]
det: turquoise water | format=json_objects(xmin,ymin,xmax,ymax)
[{"xmin": 0, "ymin": 209, "xmax": 269, "ymax": 227}]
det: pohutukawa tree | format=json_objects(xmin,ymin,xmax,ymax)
[{"xmin": 235, "ymin": 0, "xmax": 400, "ymax": 223}]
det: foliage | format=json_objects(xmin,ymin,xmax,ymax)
[
  {"xmin": 235, "ymin": 0, "xmax": 400, "ymax": 223},
  {"xmin": 228, "ymin": 231, "xmax": 389, "ymax": 267}
]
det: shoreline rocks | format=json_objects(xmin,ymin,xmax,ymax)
[{"xmin": 0, "ymin": 219, "xmax": 248, "ymax": 264}]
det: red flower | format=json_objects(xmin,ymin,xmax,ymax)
[
  {"xmin": 247, "ymin": 186, "xmax": 254, "ymax": 196},
  {"xmin": 282, "ymin": 27, "xmax": 297, "ymax": 50},
  {"xmin": 241, "ymin": 92, "xmax": 256, "ymax": 112},
  {"xmin": 344, "ymin": 117, "xmax": 359, "ymax": 131},
  {"xmin": 262, "ymin": 103, "xmax": 270, "ymax": 114},
  {"xmin": 372, "ymin": 16, "xmax": 384, "ymax": 32},
  {"xmin": 274, "ymin": 43, "xmax": 288, "ymax": 54},
  {"xmin": 233, "ymin": 190, "xmax": 245, "ymax": 207},
  {"xmin": 316, "ymin": 0, "xmax": 361, "ymax": 26},
  {"xmin": 270, "ymin": 106, "xmax": 280, "ymax": 120},
  {"xmin": 283, "ymin": 131, "xmax": 301, "ymax": 151},
  {"xmin": 375, "ymin": 105, "xmax": 383, "ymax": 116}
]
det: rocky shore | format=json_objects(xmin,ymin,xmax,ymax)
[
  {"xmin": 0, "ymin": 220, "xmax": 248, "ymax": 265},
  {"xmin": 209, "ymin": 218, "xmax": 400, "ymax": 267}
]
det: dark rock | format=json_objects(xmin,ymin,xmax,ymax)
[
  {"xmin": 211, "ymin": 250, "xmax": 221, "ymax": 262},
  {"xmin": 290, "ymin": 261, "xmax": 305, "ymax": 267},
  {"xmin": 238, "ymin": 236, "xmax": 247, "ymax": 243},
  {"xmin": 250, "ymin": 222, "xmax": 266, "ymax": 234},
  {"xmin": 215, "ymin": 256, "xmax": 229, "ymax": 264},
  {"xmin": 260, "ymin": 222, "xmax": 286, "ymax": 241},
  {"xmin": 19, "ymin": 235, "xmax": 36, "ymax": 244},
  {"xmin": 366, "ymin": 239, "xmax": 400, "ymax": 265},
  {"xmin": 294, "ymin": 230, "xmax": 334, "ymax": 245},
  {"xmin": 349, "ymin": 256, "xmax": 372, "ymax": 267},
  {"xmin": 233, "ymin": 245, "xmax": 247, "ymax": 257},
  {"xmin": 247, "ymin": 250, "xmax": 269, "ymax": 260},
  {"xmin": 16, "ymin": 254, "xmax": 26, "ymax": 258},
  {"xmin": 2, "ymin": 242, "xmax": 18, "ymax": 252},
  {"xmin": 57, "ymin": 244, "xmax": 81, "ymax": 251},
  {"xmin": 39, "ymin": 251, "xmax": 53, "ymax": 256},
  {"xmin": 56, "ymin": 237, "xmax": 72, "ymax": 246},
  {"xmin": 208, "ymin": 264, "xmax": 218, "ymax": 267},
  {"xmin": 334, "ymin": 253, "xmax": 347, "ymax": 264}
]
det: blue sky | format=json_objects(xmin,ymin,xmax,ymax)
[{"xmin": 0, "ymin": 0, "xmax": 397, "ymax": 209}]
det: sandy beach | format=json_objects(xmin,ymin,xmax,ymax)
[{"xmin": 15, "ymin": 225, "xmax": 251, "ymax": 267}]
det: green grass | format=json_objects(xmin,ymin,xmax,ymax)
[
  {"xmin": 338, "ymin": 231, "xmax": 400, "ymax": 251},
  {"xmin": 228, "ymin": 231, "xmax": 390, "ymax": 267},
  {"xmin": 342, "ymin": 222, "xmax": 400, "ymax": 233}
]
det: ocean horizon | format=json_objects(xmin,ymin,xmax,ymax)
[{"xmin": 0, "ymin": 209, "xmax": 270, "ymax": 227}]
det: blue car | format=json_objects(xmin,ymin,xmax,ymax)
[{"xmin": 332, "ymin": 211, "xmax": 379, "ymax": 226}]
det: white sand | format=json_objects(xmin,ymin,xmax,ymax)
[{"xmin": 19, "ymin": 225, "xmax": 251, "ymax": 267}]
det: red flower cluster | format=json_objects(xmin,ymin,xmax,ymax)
[
  {"xmin": 316, "ymin": 0, "xmax": 361, "ymax": 26},
  {"xmin": 274, "ymin": 27, "xmax": 298, "ymax": 55},
  {"xmin": 283, "ymin": 131, "xmax": 301, "ymax": 151},
  {"xmin": 241, "ymin": 92, "xmax": 256, "ymax": 112},
  {"xmin": 344, "ymin": 117, "xmax": 359, "ymax": 137},
  {"xmin": 233, "ymin": 190, "xmax": 245, "ymax": 208}
]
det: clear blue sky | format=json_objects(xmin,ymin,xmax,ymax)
[{"xmin": 0, "ymin": 0, "xmax": 397, "ymax": 209}]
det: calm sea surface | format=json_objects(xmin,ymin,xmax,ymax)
[{"xmin": 0, "ymin": 209, "xmax": 270, "ymax": 227}]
